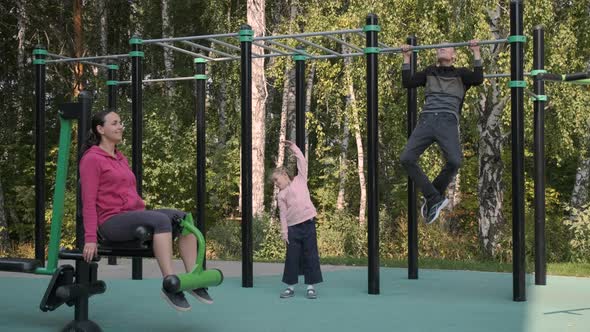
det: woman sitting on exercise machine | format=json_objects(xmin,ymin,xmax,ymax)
[{"xmin": 79, "ymin": 110, "xmax": 212, "ymax": 312}]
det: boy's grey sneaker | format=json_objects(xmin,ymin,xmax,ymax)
[
  {"xmin": 426, "ymin": 198, "xmax": 450, "ymax": 225},
  {"xmin": 161, "ymin": 289, "xmax": 191, "ymax": 312},
  {"xmin": 420, "ymin": 198, "xmax": 427, "ymax": 219},
  {"xmin": 280, "ymin": 288, "xmax": 295, "ymax": 298},
  {"xmin": 188, "ymin": 288, "xmax": 213, "ymax": 305},
  {"xmin": 306, "ymin": 288, "xmax": 317, "ymax": 299}
]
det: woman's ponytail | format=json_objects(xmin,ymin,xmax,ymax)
[{"xmin": 80, "ymin": 110, "xmax": 113, "ymax": 154}]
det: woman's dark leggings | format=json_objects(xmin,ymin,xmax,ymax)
[{"xmin": 98, "ymin": 209, "xmax": 186, "ymax": 242}]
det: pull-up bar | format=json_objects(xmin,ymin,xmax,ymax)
[
  {"xmin": 182, "ymin": 41, "xmax": 239, "ymax": 60},
  {"xmin": 382, "ymin": 39, "xmax": 508, "ymax": 53},
  {"xmin": 142, "ymin": 32, "xmax": 239, "ymax": 45},
  {"xmin": 117, "ymin": 76, "xmax": 200, "ymax": 85},
  {"xmin": 253, "ymin": 28, "xmax": 364, "ymax": 41},
  {"xmin": 45, "ymin": 53, "xmax": 110, "ymax": 69},
  {"xmin": 45, "ymin": 53, "xmax": 129, "ymax": 64},
  {"xmin": 485, "ymin": 71, "xmax": 590, "ymax": 85},
  {"xmin": 538, "ymin": 71, "xmax": 590, "ymax": 82}
]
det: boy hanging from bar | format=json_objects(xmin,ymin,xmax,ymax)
[{"xmin": 399, "ymin": 40, "xmax": 482, "ymax": 224}]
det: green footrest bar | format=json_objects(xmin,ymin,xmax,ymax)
[{"xmin": 163, "ymin": 213, "xmax": 223, "ymax": 293}]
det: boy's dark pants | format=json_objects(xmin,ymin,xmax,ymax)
[
  {"xmin": 282, "ymin": 218, "xmax": 323, "ymax": 285},
  {"xmin": 400, "ymin": 112, "xmax": 462, "ymax": 203}
]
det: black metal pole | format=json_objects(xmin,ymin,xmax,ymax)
[
  {"xmin": 510, "ymin": 0, "xmax": 526, "ymax": 302},
  {"xmin": 533, "ymin": 25, "xmax": 546, "ymax": 286},
  {"xmin": 74, "ymin": 260, "xmax": 90, "ymax": 323},
  {"xmin": 130, "ymin": 35, "xmax": 144, "ymax": 280},
  {"xmin": 195, "ymin": 58, "xmax": 207, "ymax": 268},
  {"xmin": 107, "ymin": 64, "xmax": 118, "ymax": 111},
  {"xmin": 240, "ymin": 25, "xmax": 253, "ymax": 287},
  {"xmin": 77, "ymin": 91, "xmax": 93, "ymax": 250},
  {"xmin": 73, "ymin": 91, "xmax": 94, "ymax": 328},
  {"xmin": 107, "ymin": 64, "xmax": 118, "ymax": 266},
  {"xmin": 407, "ymin": 35, "xmax": 419, "ymax": 280},
  {"xmin": 295, "ymin": 46, "xmax": 306, "ymax": 154},
  {"xmin": 366, "ymin": 13, "xmax": 380, "ymax": 295},
  {"xmin": 33, "ymin": 46, "xmax": 47, "ymax": 265}
]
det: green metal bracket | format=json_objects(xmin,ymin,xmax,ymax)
[
  {"xmin": 107, "ymin": 64, "xmax": 119, "ymax": 70},
  {"xmin": 239, "ymin": 29, "xmax": 254, "ymax": 42},
  {"xmin": 194, "ymin": 58, "xmax": 207, "ymax": 64},
  {"xmin": 508, "ymin": 35, "xmax": 527, "ymax": 43},
  {"xmin": 531, "ymin": 95, "xmax": 548, "ymax": 101},
  {"xmin": 509, "ymin": 80, "xmax": 527, "ymax": 88},
  {"xmin": 33, "ymin": 59, "xmax": 46, "ymax": 65},
  {"xmin": 363, "ymin": 25, "xmax": 381, "ymax": 32},
  {"xmin": 106, "ymin": 80, "xmax": 118, "ymax": 86},
  {"xmin": 529, "ymin": 69, "xmax": 547, "ymax": 76},
  {"xmin": 33, "ymin": 49, "xmax": 48, "ymax": 55},
  {"xmin": 129, "ymin": 51, "xmax": 145, "ymax": 57},
  {"xmin": 129, "ymin": 38, "xmax": 143, "ymax": 45},
  {"xmin": 364, "ymin": 47, "xmax": 380, "ymax": 54},
  {"xmin": 293, "ymin": 54, "xmax": 308, "ymax": 61},
  {"xmin": 194, "ymin": 74, "xmax": 207, "ymax": 80}
]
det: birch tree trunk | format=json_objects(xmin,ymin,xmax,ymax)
[
  {"xmin": 98, "ymin": 0, "xmax": 107, "ymax": 55},
  {"xmin": 336, "ymin": 112, "xmax": 350, "ymax": 211},
  {"xmin": 270, "ymin": 67, "xmax": 295, "ymax": 216},
  {"xmin": 161, "ymin": 0, "xmax": 174, "ymax": 97},
  {"xmin": 248, "ymin": 0, "xmax": 267, "ymax": 216},
  {"xmin": 337, "ymin": 41, "xmax": 352, "ymax": 211},
  {"xmin": 571, "ymin": 156, "xmax": 590, "ymax": 209},
  {"xmin": 16, "ymin": 0, "xmax": 26, "ymax": 133},
  {"xmin": 304, "ymin": 64, "xmax": 315, "ymax": 160},
  {"xmin": 443, "ymin": 172, "xmax": 461, "ymax": 231},
  {"xmin": 447, "ymin": 172, "xmax": 461, "ymax": 210},
  {"xmin": 217, "ymin": 76, "xmax": 228, "ymax": 146},
  {"xmin": 73, "ymin": 0, "xmax": 84, "ymax": 96},
  {"xmin": 477, "ymin": 6, "xmax": 507, "ymax": 257},
  {"xmin": 343, "ymin": 49, "xmax": 366, "ymax": 223}
]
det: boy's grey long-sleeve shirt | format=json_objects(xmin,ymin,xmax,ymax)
[{"xmin": 401, "ymin": 60, "xmax": 483, "ymax": 120}]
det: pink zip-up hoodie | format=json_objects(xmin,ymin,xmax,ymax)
[
  {"xmin": 277, "ymin": 144, "xmax": 317, "ymax": 237},
  {"xmin": 79, "ymin": 145, "xmax": 145, "ymax": 243}
]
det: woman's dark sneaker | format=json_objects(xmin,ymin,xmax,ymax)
[
  {"xmin": 161, "ymin": 289, "xmax": 191, "ymax": 312},
  {"xmin": 188, "ymin": 288, "xmax": 214, "ymax": 304}
]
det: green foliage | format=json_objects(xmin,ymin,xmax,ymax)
[
  {"xmin": 254, "ymin": 217, "xmax": 285, "ymax": 261},
  {"xmin": 207, "ymin": 215, "xmax": 271, "ymax": 260},
  {"xmin": 316, "ymin": 212, "xmax": 368, "ymax": 257},
  {"xmin": 2, "ymin": 0, "xmax": 590, "ymax": 266}
]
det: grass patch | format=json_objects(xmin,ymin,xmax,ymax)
[{"xmin": 546, "ymin": 262, "xmax": 590, "ymax": 277}]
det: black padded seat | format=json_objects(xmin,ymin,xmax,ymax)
[
  {"xmin": 97, "ymin": 225, "xmax": 155, "ymax": 258},
  {"xmin": 0, "ymin": 258, "xmax": 42, "ymax": 273}
]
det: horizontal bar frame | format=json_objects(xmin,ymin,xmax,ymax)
[
  {"xmin": 118, "ymin": 76, "xmax": 199, "ymax": 85},
  {"xmin": 45, "ymin": 53, "xmax": 129, "ymax": 65},
  {"xmin": 382, "ymin": 39, "xmax": 508, "ymax": 53}
]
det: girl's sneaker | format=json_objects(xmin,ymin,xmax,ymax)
[
  {"xmin": 306, "ymin": 288, "xmax": 317, "ymax": 299},
  {"xmin": 280, "ymin": 288, "xmax": 295, "ymax": 298}
]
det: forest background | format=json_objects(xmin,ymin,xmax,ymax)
[{"xmin": 1, "ymin": 0, "xmax": 590, "ymax": 269}]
